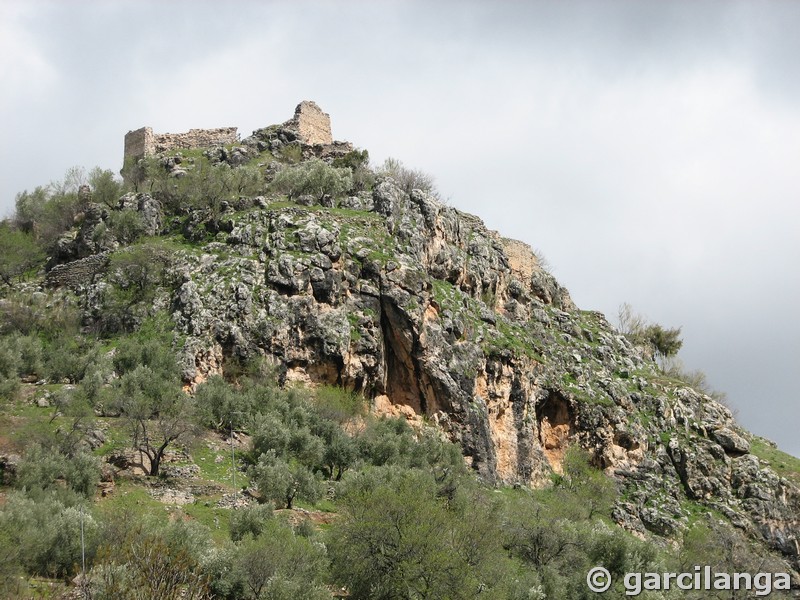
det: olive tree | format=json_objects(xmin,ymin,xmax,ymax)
[
  {"xmin": 112, "ymin": 365, "xmax": 196, "ymax": 476},
  {"xmin": 249, "ymin": 450, "xmax": 321, "ymax": 509},
  {"xmin": 0, "ymin": 223, "xmax": 44, "ymax": 286},
  {"xmin": 328, "ymin": 468, "xmax": 501, "ymax": 599},
  {"xmin": 269, "ymin": 159, "xmax": 352, "ymax": 202}
]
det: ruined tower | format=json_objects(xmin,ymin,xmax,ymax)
[{"xmin": 285, "ymin": 101, "xmax": 333, "ymax": 145}]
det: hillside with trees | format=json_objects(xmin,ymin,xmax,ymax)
[{"xmin": 1, "ymin": 105, "xmax": 798, "ymax": 598}]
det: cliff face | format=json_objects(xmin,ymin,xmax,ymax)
[
  {"xmin": 34, "ymin": 100, "xmax": 798, "ymax": 577},
  {"xmin": 143, "ymin": 176, "xmax": 800, "ymax": 571}
]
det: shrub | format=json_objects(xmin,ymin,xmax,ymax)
[
  {"xmin": 663, "ymin": 358, "xmax": 730, "ymax": 406},
  {"xmin": 14, "ymin": 445, "xmax": 64, "ymax": 494},
  {"xmin": 13, "ymin": 167, "xmax": 93, "ymax": 253},
  {"xmin": 249, "ymin": 412, "xmax": 292, "ymax": 459},
  {"xmin": 88, "ymin": 167, "xmax": 123, "ymax": 208},
  {"xmin": 333, "ymin": 149, "xmax": 374, "ymax": 192},
  {"xmin": 80, "ymin": 353, "xmax": 114, "ymax": 406},
  {"xmin": 38, "ymin": 192, "xmax": 86, "ymax": 252},
  {"xmin": 644, "ymin": 323, "xmax": 683, "ymax": 361},
  {"xmin": 203, "ymin": 546, "xmax": 246, "ymax": 600},
  {"xmin": 107, "ymin": 243, "xmax": 176, "ymax": 306},
  {"xmin": 329, "ymin": 467, "xmax": 503, "ymax": 599},
  {"xmin": 102, "ymin": 245, "xmax": 176, "ymax": 332},
  {"xmin": 219, "ymin": 354, "xmax": 273, "ymax": 386},
  {"xmin": 550, "ymin": 446, "xmax": 616, "ymax": 520},
  {"xmin": 195, "ymin": 376, "xmax": 255, "ymax": 432},
  {"xmin": 616, "ymin": 303, "xmax": 683, "ymax": 364},
  {"xmin": 112, "ymin": 316, "xmax": 178, "ymax": 379},
  {"xmin": 378, "ymin": 157, "xmax": 438, "ymax": 197},
  {"xmin": 0, "ymin": 525, "xmax": 21, "ymax": 598},
  {"xmin": 332, "ymin": 149, "xmax": 370, "ymax": 171},
  {"xmin": 120, "ymin": 156, "xmax": 151, "ymax": 193},
  {"xmin": 228, "ymin": 165, "xmax": 265, "ymax": 197},
  {"xmin": 0, "ymin": 290, "xmax": 81, "ymax": 338},
  {"xmin": 0, "ymin": 343, "xmax": 22, "ymax": 399},
  {"xmin": 356, "ymin": 417, "xmax": 416, "ymax": 466},
  {"xmin": 93, "ymin": 519, "xmax": 211, "ymax": 600},
  {"xmin": 139, "ymin": 159, "xmax": 264, "ymax": 221},
  {"xmin": 277, "ymin": 142, "xmax": 303, "ymax": 164},
  {"xmin": 312, "ymin": 385, "xmax": 367, "ymax": 424},
  {"xmin": 13, "ymin": 186, "xmax": 49, "ymax": 234},
  {"xmin": 106, "ymin": 209, "xmax": 147, "ymax": 245},
  {"xmin": 616, "ymin": 302, "xmax": 646, "ymax": 338},
  {"xmin": 43, "ymin": 334, "xmax": 101, "ymax": 383},
  {"xmin": 269, "ymin": 158, "xmax": 353, "ymax": 202},
  {"xmin": 15, "ymin": 444, "xmax": 100, "ymax": 499},
  {"xmin": 9, "ymin": 334, "xmax": 44, "ymax": 377},
  {"xmin": 237, "ymin": 523, "xmax": 329, "ymax": 600},
  {"xmin": 355, "ymin": 417, "xmax": 465, "ymax": 482},
  {"xmin": 0, "ymin": 492, "xmax": 98, "ymax": 580},
  {"xmin": 250, "ymin": 450, "xmax": 322, "ymax": 509},
  {"xmin": 229, "ymin": 503, "xmax": 275, "ymax": 542},
  {"xmin": 206, "ymin": 519, "xmax": 328, "ymax": 600},
  {"xmin": 0, "ymin": 222, "xmax": 44, "ymax": 286}
]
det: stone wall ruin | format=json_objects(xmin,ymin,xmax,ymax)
[
  {"xmin": 123, "ymin": 101, "xmax": 337, "ymax": 164},
  {"xmin": 124, "ymin": 126, "xmax": 238, "ymax": 161},
  {"xmin": 283, "ymin": 101, "xmax": 333, "ymax": 146},
  {"xmin": 45, "ymin": 252, "xmax": 110, "ymax": 289}
]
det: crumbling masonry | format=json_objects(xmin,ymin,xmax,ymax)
[
  {"xmin": 123, "ymin": 127, "xmax": 238, "ymax": 161},
  {"xmin": 286, "ymin": 100, "xmax": 333, "ymax": 146},
  {"xmin": 123, "ymin": 101, "xmax": 334, "ymax": 162}
]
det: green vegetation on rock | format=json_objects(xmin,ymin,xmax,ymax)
[{"xmin": 0, "ymin": 114, "xmax": 798, "ymax": 598}]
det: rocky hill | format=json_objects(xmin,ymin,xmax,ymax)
[{"xmin": 3, "ymin": 101, "xmax": 799, "ymax": 595}]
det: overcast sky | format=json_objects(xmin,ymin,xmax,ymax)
[{"xmin": 1, "ymin": 0, "xmax": 798, "ymax": 456}]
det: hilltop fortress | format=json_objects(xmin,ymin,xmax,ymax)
[{"xmin": 123, "ymin": 100, "xmax": 336, "ymax": 162}]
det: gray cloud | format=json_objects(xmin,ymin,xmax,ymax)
[{"xmin": 1, "ymin": 0, "xmax": 798, "ymax": 455}]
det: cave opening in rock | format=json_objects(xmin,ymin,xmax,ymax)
[
  {"xmin": 536, "ymin": 391, "xmax": 574, "ymax": 472},
  {"xmin": 380, "ymin": 297, "xmax": 425, "ymax": 415}
]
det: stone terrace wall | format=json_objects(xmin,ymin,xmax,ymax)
[
  {"xmin": 124, "ymin": 127, "xmax": 238, "ymax": 160},
  {"xmin": 46, "ymin": 253, "xmax": 110, "ymax": 289}
]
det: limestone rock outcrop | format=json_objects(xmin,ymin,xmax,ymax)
[
  {"xmin": 151, "ymin": 177, "xmax": 800, "ymax": 573},
  {"xmin": 46, "ymin": 103, "xmax": 800, "ymax": 576}
]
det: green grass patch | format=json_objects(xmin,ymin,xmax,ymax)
[
  {"xmin": 266, "ymin": 199, "xmax": 299, "ymax": 211},
  {"xmin": 431, "ymin": 277, "xmax": 545, "ymax": 361},
  {"xmin": 183, "ymin": 498, "xmax": 231, "ymax": 544},
  {"xmin": 293, "ymin": 496, "xmax": 338, "ymax": 513},
  {"xmin": 95, "ymin": 480, "xmax": 168, "ymax": 523},
  {"xmin": 680, "ymin": 498, "xmax": 726, "ymax": 527},
  {"xmin": 93, "ymin": 418, "xmax": 130, "ymax": 457},
  {"xmin": 1, "ymin": 399, "xmax": 63, "ymax": 449},
  {"xmin": 570, "ymin": 386, "xmax": 615, "ymax": 407},
  {"xmin": 188, "ymin": 439, "xmax": 243, "ymax": 490},
  {"xmin": 163, "ymin": 147, "xmax": 209, "ymax": 162},
  {"xmin": 750, "ymin": 438, "xmax": 800, "ymax": 486}
]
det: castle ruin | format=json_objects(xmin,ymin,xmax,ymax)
[
  {"xmin": 123, "ymin": 101, "xmax": 334, "ymax": 162},
  {"xmin": 286, "ymin": 101, "xmax": 333, "ymax": 146},
  {"xmin": 123, "ymin": 127, "xmax": 239, "ymax": 161}
]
